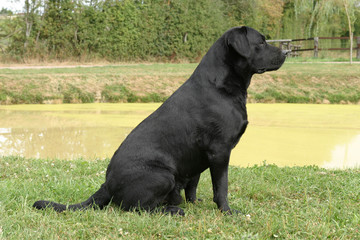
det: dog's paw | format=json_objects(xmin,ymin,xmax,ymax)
[
  {"xmin": 186, "ymin": 198, "xmax": 203, "ymax": 204},
  {"xmin": 162, "ymin": 206, "xmax": 185, "ymax": 216},
  {"xmin": 223, "ymin": 209, "xmax": 242, "ymax": 215}
]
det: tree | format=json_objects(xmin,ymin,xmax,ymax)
[
  {"xmin": 0, "ymin": 8, "xmax": 13, "ymax": 15},
  {"xmin": 342, "ymin": 0, "xmax": 359, "ymax": 64},
  {"xmin": 2, "ymin": 0, "xmax": 360, "ymax": 62},
  {"xmin": 222, "ymin": 0, "xmax": 284, "ymax": 39},
  {"xmin": 24, "ymin": 0, "xmax": 42, "ymax": 51}
]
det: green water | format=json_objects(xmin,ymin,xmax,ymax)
[{"xmin": 0, "ymin": 103, "xmax": 359, "ymax": 169}]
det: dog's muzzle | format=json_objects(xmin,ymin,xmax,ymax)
[{"xmin": 282, "ymin": 50, "xmax": 291, "ymax": 56}]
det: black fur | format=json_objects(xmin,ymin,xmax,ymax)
[{"xmin": 33, "ymin": 26, "xmax": 287, "ymax": 215}]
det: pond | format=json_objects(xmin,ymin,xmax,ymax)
[{"xmin": 0, "ymin": 103, "xmax": 359, "ymax": 169}]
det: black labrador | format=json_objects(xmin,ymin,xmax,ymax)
[{"xmin": 33, "ymin": 26, "xmax": 288, "ymax": 215}]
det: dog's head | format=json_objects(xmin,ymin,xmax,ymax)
[{"xmin": 226, "ymin": 26, "xmax": 287, "ymax": 75}]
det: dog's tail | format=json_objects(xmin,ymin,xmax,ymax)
[{"xmin": 33, "ymin": 184, "xmax": 111, "ymax": 212}]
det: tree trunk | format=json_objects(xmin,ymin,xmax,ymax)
[
  {"xmin": 24, "ymin": 0, "xmax": 32, "ymax": 50},
  {"xmin": 343, "ymin": 0, "xmax": 353, "ymax": 64}
]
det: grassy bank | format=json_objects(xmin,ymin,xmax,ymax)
[
  {"xmin": 1, "ymin": 156, "xmax": 360, "ymax": 239},
  {"xmin": 0, "ymin": 62, "xmax": 359, "ymax": 104}
]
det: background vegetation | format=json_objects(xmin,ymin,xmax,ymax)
[
  {"xmin": 1, "ymin": 62, "xmax": 359, "ymax": 104},
  {"xmin": 0, "ymin": 0, "xmax": 359, "ymax": 62}
]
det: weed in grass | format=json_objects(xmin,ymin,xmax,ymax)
[
  {"xmin": 348, "ymin": 93, "xmax": 360, "ymax": 103},
  {"xmin": 101, "ymin": 84, "xmax": 167, "ymax": 103},
  {"xmin": 101, "ymin": 84, "xmax": 138, "ymax": 103},
  {"xmin": 139, "ymin": 93, "xmax": 167, "ymax": 103},
  {"xmin": 254, "ymin": 88, "xmax": 287, "ymax": 102},
  {"xmin": 63, "ymin": 84, "xmax": 95, "ymax": 103},
  {"xmin": 0, "ymin": 89, "xmax": 8, "ymax": 102},
  {"xmin": 286, "ymin": 95, "xmax": 311, "ymax": 103},
  {"xmin": 0, "ymin": 88, "xmax": 44, "ymax": 104},
  {"xmin": 327, "ymin": 93, "xmax": 347, "ymax": 104}
]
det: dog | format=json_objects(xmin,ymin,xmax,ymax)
[{"xmin": 33, "ymin": 26, "xmax": 288, "ymax": 215}]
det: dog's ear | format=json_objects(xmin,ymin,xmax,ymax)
[{"xmin": 227, "ymin": 26, "xmax": 251, "ymax": 58}]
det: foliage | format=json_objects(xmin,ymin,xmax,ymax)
[
  {"xmin": 0, "ymin": 62, "xmax": 359, "ymax": 105},
  {"xmin": 63, "ymin": 84, "xmax": 95, "ymax": 103},
  {"xmin": 101, "ymin": 84, "xmax": 138, "ymax": 102},
  {"xmin": 224, "ymin": 0, "xmax": 285, "ymax": 39},
  {"xmin": 1, "ymin": 0, "xmax": 229, "ymax": 62},
  {"xmin": 0, "ymin": 0, "xmax": 359, "ymax": 62},
  {"xmin": 0, "ymin": 8, "xmax": 13, "ymax": 15}
]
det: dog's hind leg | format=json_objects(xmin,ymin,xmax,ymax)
[
  {"xmin": 33, "ymin": 184, "xmax": 111, "ymax": 212},
  {"xmin": 164, "ymin": 183, "xmax": 183, "ymax": 206},
  {"xmin": 112, "ymin": 171, "xmax": 186, "ymax": 215}
]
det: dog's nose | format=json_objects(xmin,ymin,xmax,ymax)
[{"xmin": 282, "ymin": 50, "xmax": 291, "ymax": 56}]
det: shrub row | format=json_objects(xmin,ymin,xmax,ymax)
[{"xmin": 0, "ymin": 84, "xmax": 167, "ymax": 104}]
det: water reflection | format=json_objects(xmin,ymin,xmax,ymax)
[
  {"xmin": 0, "ymin": 103, "xmax": 154, "ymax": 160},
  {"xmin": 0, "ymin": 103, "xmax": 359, "ymax": 169},
  {"xmin": 323, "ymin": 134, "xmax": 360, "ymax": 169},
  {"xmin": 0, "ymin": 126, "xmax": 131, "ymax": 159}
]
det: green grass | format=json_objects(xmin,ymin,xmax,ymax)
[
  {"xmin": 0, "ymin": 62, "xmax": 359, "ymax": 104},
  {"xmin": 248, "ymin": 62, "xmax": 360, "ymax": 104},
  {"xmin": 101, "ymin": 83, "xmax": 167, "ymax": 103},
  {"xmin": 1, "ymin": 156, "xmax": 360, "ymax": 239},
  {"xmin": 0, "ymin": 63, "xmax": 190, "ymax": 104}
]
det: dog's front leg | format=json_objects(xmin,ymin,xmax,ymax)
[
  {"xmin": 185, "ymin": 174, "xmax": 201, "ymax": 203},
  {"xmin": 208, "ymin": 154, "xmax": 233, "ymax": 214}
]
